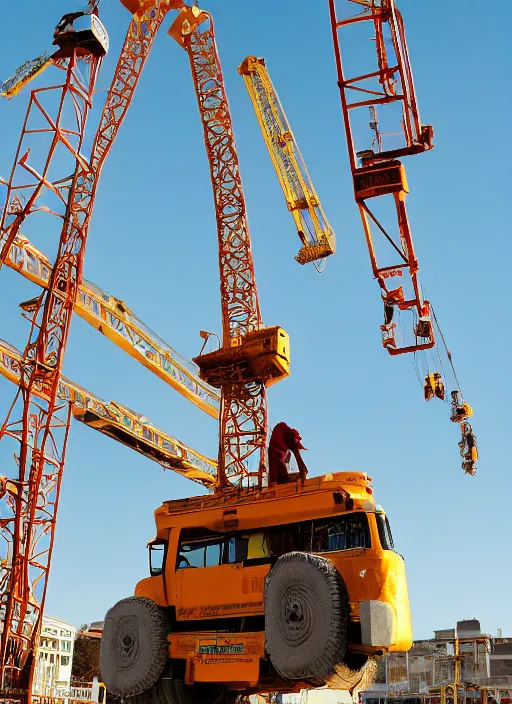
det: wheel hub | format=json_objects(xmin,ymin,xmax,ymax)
[{"xmin": 282, "ymin": 586, "xmax": 312, "ymax": 646}]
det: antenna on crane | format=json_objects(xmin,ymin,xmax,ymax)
[{"xmin": 198, "ymin": 331, "xmax": 221, "ymax": 356}]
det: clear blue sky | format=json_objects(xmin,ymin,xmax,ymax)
[{"xmin": 0, "ymin": 1, "xmax": 509, "ymax": 640}]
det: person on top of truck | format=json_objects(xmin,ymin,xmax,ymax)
[{"xmin": 268, "ymin": 422, "xmax": 308, "ymax": 485}]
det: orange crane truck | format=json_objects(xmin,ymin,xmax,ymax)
[{"xmin": 100, "ymin": 472, "xmax": 412, "ymax": 703}]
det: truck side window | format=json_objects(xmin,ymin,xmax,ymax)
[
  {"xmin": 265, "ymin": 514, "xmax": 370, "ymax": 556},
  {"xmin": 246, "ymin": 532, "xmax": 269, "ymax": 560},
  {"xmin": 178, "ymin": 538, "xmax": 224, "ymax": 568},
  {"xmin": 316, "ymin": 514, "xmax": 371, "ymax": 551},
  {"xmin": 376, "ymin": 512, "xmax": 395, "ymax": 550},
  {"xmin": 149, "ymin": 540, "xmax": 167, "ymax": 577},
  {"xmin": 179, "ymin": 542, "xmax": 205, "ymax": 568},
  {"xmin": 205, "ymin": 542, "xmax": 221, "ymax": 567},
  {"xmin": 224, "ymin": 537, "xmax": 248, "ymax": 563},
  {"xmin": 267, "ymin": 524, "xmax": 301, "ymax": 555}
]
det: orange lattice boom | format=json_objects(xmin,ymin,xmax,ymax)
[
  {"xmin": 0, "ymin": 43, "xmax": 104, "ymax": 695},
  {"xmin": 169, "ymin": 6, "xmax": 290, "ymax": 488}
]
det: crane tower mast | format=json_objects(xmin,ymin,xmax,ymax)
[
  {"xmin": 170, "ymin": 6, "xmax": 289, "ymax": 488},
  {"xmin": 0, "ymin": 47, "xmax": 104, "ymax": 693},
  {"xmin": 0, "ymin": 2, "xmax": 175, "ymax": 692}
]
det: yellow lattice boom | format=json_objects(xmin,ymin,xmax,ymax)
[
  {"xmin": 239, "ymin": 56, "xmax": 335, "ymax": 268},
  {"xmin": 4, "ymin": 233, "xmax": 220, "ymax": 418},
  {"xmin": 0, "ymin": 53, "xmax": 52, "ymax": 99},
  {"xmin": 0, "ymin": 338, "xmax": 217, "ymax": 487}
]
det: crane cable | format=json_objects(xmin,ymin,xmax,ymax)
[{"xmin": 424, "ymin": 290, "xmax": 463, "ymax": 396}]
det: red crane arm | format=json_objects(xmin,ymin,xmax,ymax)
[
  {"xmin": 327, "ymin": 0, "xmax": 434, "ymax": 355},
  {"xmin": 0, "ymin": 52, "xmax": 103, "ymax": 695}
]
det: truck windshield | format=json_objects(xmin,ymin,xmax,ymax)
[{"xmin": 376, "ymin": 513, "xmax": 394, "ymax": 550}]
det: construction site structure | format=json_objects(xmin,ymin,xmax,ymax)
[
  {"xmin": 326, "ymin": 0, "xmax": 477, "ymax": 473},
  {"xmin": 360, "ymin": 686, "xmax": 512, "ymax": 704},
  {"xmin": 327, "ymin": 0, "xmax": 433, "ymax": 356},
  {"xmin": 168, "ymin": 4, "xmax": 290, "ymax": 489},
  {"xmin": 0, "ymin": 339, "xmax": 217, "ymax": 486},
  {"xmin": 3, "ymin": 233, "xmax": 220, "ymax": 417},
  {"xmin": 360, "ymin": 621, "xmax": 504, "ymax": 704},
  {"xmin": 0, "ymin": 0, "xmax": 181, "ymax": 692},
  {"xmin": 97, "ymin": 4, "xmax": 412, "ymax": 703},
  {"xmin": 0, "ymin": 0, "xmax": 476, "ymax": 701},
  {"xmin": 238, "ymin": 56, "xmax": 336, "ymax": 269},
  {"xmin": 0, "ymin": 20, "xmax": 106, "ymax": 693},
  {"xmin": 0, "ymin": 3, "xmax": 105, "ymax": 99}
]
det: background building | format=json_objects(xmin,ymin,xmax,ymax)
[
  {"xmin": 364, "ymin": 619, "xmax": 512, "ymax": 698},
  {"xmin": 33, "ymin": 615, "xmax": 77, "ymax": 695},
  {"xmin": 490, "ymin": 640, "xmax": 512, "ymax": 680}
]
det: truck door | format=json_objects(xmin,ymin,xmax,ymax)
[{"xmin": 174, "ymin": 533, "xmax": 270, "ymax": 622}]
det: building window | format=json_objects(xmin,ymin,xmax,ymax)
[
  {"xmin": 61, "ymin": 656, "xmax": 70, "ymax": 666},
  {"xmin": 61, "ymin": 640, "xmax": 71, "ymax": 652},
  {"xmin": 49, "ymin": 654, "xmax": 54, "ymax": 664},
  {"xmin": 409, "ymin": 674, "xmax": 420, "ymax": 692},
  {"xmin": 60, "ymin": 629, "xmax": 72, "ymax": 637}
]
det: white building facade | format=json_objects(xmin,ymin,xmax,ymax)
[{"xmin": 33, "ymin": 615, "xmax": 76, "ymax": 695}]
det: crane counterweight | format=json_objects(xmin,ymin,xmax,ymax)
[{"xmin": 192, "ymin": 326, "xmax": 290, "ymax": 389}]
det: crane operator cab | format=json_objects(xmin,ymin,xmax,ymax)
[
  {"xmin": 99, "ymin": 473, "xmax": 413, "ymax": 704},
  {"xmin": 53, "ymin": 11, "xmax": 109, "ymax": 58}
]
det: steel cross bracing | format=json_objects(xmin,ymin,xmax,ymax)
[
  {"xmin": 239, "ymin": 56, "xmax": 336, "ymax": 269},
  {"xmin": 0, "ymin": 2, "xmax": 174, "ymax": 694},
  {"xmin": 0, "ymin": 2, "xmax": 102, "ymax": 99},
  {"xmin": 327, "ymin": 0, "xmax": 435, "ymax": 355},
  {"xmin": 329, "ymin": 0, "xmax": 433, "ymax": 169},
  {"xmin": 170, "ymin": 7, "xmax": 269, "ymax": 488},
  {"xmin": 0, "ymin": 51, "xmax": 102, "ymax": 693}
]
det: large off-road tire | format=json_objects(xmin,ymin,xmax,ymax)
[
  {"xmin": 100, "ymin": 596, "xmax": 169, "ymax": 697},
  {"xmin": 264, "ymin": 551, "xmax": 349, "ymax": 681}
]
